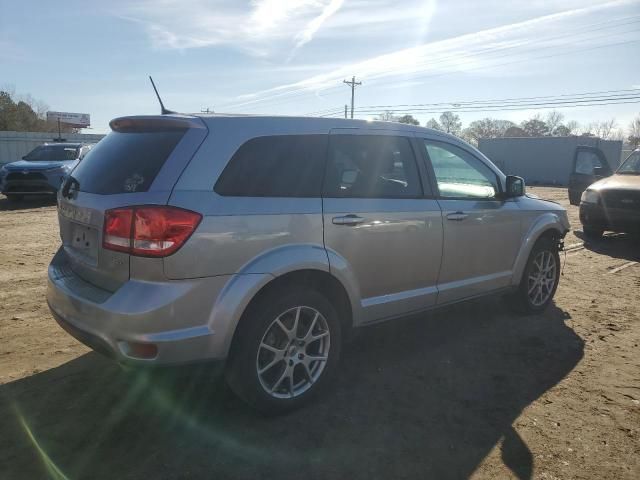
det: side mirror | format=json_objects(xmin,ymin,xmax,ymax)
[{"xmin": 505, "ymin": 175, "xmax": 525, "ymax": 198}]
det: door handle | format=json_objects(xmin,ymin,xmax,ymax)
[
  {"xmin": 446, "ymin": 211, "xmax": 468, "ymax": 221},
  {"xmin": 332, "ymin": 214, "xmax": 365, "ymax": 226}
]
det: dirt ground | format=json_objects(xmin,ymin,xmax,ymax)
[{"xmin": 0, "ymin": 187, "xmax": 638, "ymax": 480}]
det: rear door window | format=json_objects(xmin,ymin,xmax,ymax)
[
  {"xmin": 323, "ymin": 135, "xmax": 422, "ymax": 198},
  {"xmin": 71, "ymin": 130, "xmax": 185, "ymax": 194},
  {"xmin": 214, "ymin": 135, "xmax": 327, "ymax": 197}
]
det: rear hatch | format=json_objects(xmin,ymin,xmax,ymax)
[{"xmin": 56, "ymin": 115, "xmax": 207, "ymax": 292}]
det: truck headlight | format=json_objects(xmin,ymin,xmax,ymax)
[{"xmin": 581, "ymin": 189, "xmax": 599, "ymax": 204}]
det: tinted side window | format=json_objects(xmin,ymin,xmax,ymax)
[
  {"xmin": 215, "ymin": 135, "xmax": 328, "ymax": 197},
  {"xmin": 424, "ymin": 141, "xmax": 499, "ymax": 199},
  {"xmin": 575, "ymin": 150, "xmax": 603, "ymax": 175},
  {"xmin": 72, "ymin": 130, "xmax": 185, "ymax": 194},
  {"xmin": 324, "ymin": 135, "xmax": 422, "ymax": 198}
]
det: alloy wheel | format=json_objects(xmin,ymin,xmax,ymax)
[
  {"xmin": 256, "ymin": 306, "xmax": 331, "ymax": 399},
  {"xmin": 527, "ymin": 250, "xmax": 557, "ymax": 307}
]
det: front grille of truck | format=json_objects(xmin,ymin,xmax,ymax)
[{"xmin": 602, "ymin": 190, "xmax": 640, "ymax": 211}]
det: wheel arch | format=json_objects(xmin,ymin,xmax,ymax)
[
  {"xmin": 223, "ymin": 268, "xmax": 355, "ymax": 363},
  {"xmin": 512, "ymin": 213, "xmax": 567, "ymax": 285}
]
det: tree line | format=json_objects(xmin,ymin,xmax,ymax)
[
  {"xmin": 0, "ymin": 88, "xmax": 78, "ymax": 133},
  {"xmin": 378, "ymin": 110, "xmax": 640, "ymax": 148}
]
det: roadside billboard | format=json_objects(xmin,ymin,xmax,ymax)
[{"xmin": 46, "ymin": 111, "xmax": 91, "ymax": 128}]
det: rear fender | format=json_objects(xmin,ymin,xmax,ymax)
[{"xmin": 209, "ymin": 244, "xmax": 359, "ymax": 356}]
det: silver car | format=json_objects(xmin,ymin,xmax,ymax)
[{"xmin": 47, "ymin": 114, "xmax": 570, "ymax": 413}]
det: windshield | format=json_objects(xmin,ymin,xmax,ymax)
[
  {"xmin": 617, "ymin": 152, "xmax": 640, "ymax": 174},
  {"xmin": 23, "ymin": 145, "xmax": 80, "ymax": 161}
]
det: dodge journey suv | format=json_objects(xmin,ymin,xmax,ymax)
[{"xmin": 47, "ymin": 114, "xmax": 569, "ymax": 412}]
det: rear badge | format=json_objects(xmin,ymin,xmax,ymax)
[{"xmin": 59, "ymin": 203, "xmax": 92, "ymax": 224}]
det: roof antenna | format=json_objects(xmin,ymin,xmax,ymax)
[{"xmin": 149, "ymin": 76, "xmax": 175, "ymax": 114}]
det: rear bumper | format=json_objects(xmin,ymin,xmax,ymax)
[
  {"xmin": 46, "ymin": 248, "xmax": 257, "ymax": 366},
  {"xmin": 580, "ymin": 202, "xmax": 640, "ymax": 233}
]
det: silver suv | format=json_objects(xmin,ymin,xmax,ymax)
[{"xmin": 47, "ymin": 114, "xmax": 569, "ymax": 412}]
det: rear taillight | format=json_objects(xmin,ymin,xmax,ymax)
[{"xmin": 103, "ymin": 206, "xmax": 201, "ymax": 257}]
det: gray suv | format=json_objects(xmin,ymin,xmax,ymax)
[{"xmin": 47, "ymin": 114, "xmax": 570, "ymax": 412}]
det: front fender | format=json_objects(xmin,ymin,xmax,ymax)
[{"xmin": 511, "ymin": 212, "xmax": 569, "ymax": 285}]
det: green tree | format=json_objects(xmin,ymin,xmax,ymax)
[
  {"xmin": 439, "ymin": 111, "xmax": 462, "ymax": 135},
  {"xmin": 375, "ymin": 111, "xmax": 396, "ymax": 122},
  {"xmin": 628, "ymin": 115, "xmax": 640, "ymax": 148},
  {"xmin": 0, "ymin": 89, "xmax": 77, "ymax": 133},
  {"xmin": 425, "ymin": 118, "xmax": 442, "ymax": 130},
  {"xmin": 395, "ymin": 114, "xmax": 420, "ymax": 125},
  {"xmin": 521, "ymin": 117, "xmax": 550, "ymax": 137},
  {"xmin": 462, "ymin": 118, "xmax": 515, "ymax": 144}
]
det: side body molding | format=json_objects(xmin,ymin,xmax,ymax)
[{"xmin": 511, "ymin": 212, "xmax": 569, "ymax": 285}]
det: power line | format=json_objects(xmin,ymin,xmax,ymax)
[
  {"xmin": 304, "ymin": 37, "xmax": 640, "ymax": 117},
  {"xmin": 220, "ymin": 15, "xmax": 640, "ymax": 113},
  {"xmin": 305, "ymin": 88, "xmax": 640, "ymax": 117},
  {"xmin": 357, "ymin": 88, "xmax": 640, "ymax": 110},
  {"xmin": 355, "ymin": 94, "xmax": 640, "ymax": 113},
  {"xmin": 355, "ymin": 99, "xmax": 640, "ymax": 115},
  {"xmin": 235, "ymin": 27, "xmax": 638, "ymax": 114}
]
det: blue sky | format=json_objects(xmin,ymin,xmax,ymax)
[{"xmin": 1, "ymin": 0, "xmax": 639, "ymax": 133}]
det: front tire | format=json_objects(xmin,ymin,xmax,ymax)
[
  {"xmin": 225, "ymin": 287, "xmax": 342, "ymax": 414},
  {"xmin": 509, "ymin": 237, "xmax": 561, "ymax": 314},
  {"xmin": 583, "ymin": 226, "xmax": 603, "ymax": 240}
]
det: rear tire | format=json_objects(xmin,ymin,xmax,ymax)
[
  {"xmin": 583, "ymin": 226, "xmax": 603, "ymax": 240},
  {"xmin": 508, "ymin": 237, "xmax": 560, "ymax": 314},
  {"xmin": 225, "ymin": 286, "xmax": 342, "ymax": 414},
  {"xmin": 568, "ymin": 191, "xmax": 581, "ymax": 206}
]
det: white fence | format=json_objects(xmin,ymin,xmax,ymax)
[{"xmin": 0, "ymin": 131, "xmax": 106, "ymax": 166}]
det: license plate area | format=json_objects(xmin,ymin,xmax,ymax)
[{"xmin": 69, "ymin": 223, "xmax": 99, "ymax": 262}]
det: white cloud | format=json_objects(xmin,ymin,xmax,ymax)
[
  {"xmin": 293, "ymin": 0, "xmax": 344, "ymax": 50},
  {"xmin": 117, "ymin": 0, "xmax": 345, "ymax": 57},
  {"xmin": 221, "ymin": 0, "xmax": 638, "ymax": 109}
]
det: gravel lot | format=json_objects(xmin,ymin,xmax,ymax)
[{"xmin": 0, "ymin": 187, "xmax": 638, "ymax": 480}]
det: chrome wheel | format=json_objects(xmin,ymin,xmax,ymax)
[
  {"xmin": 527, "ymin": 250, "xmax": 557, "ymax": 307},
  {"xmin": 256, "ymin": 306, "xmax": 330, "ymax": 399}
]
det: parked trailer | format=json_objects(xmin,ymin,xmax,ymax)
[{"xmin": 478, "ymin": 137, "xmax": 623, "ymax": 186}]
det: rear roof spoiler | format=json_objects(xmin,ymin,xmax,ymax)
[{"xmin": 109, "ymin": 115, "xmax": 206, "ymax": 132}]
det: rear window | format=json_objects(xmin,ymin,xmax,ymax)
[
  {"xmin": 71, "ymin": 130, "xmax": 185, "ymax": 194},
  {"xmin": 214, "ymin": 135, "xmax": 328, "ymax": 197}
]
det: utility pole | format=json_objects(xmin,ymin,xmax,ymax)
[
  {"xmin": 343, "ymin": 76, "xmax": 361, "ymax": 119},
  {"xmin": 344, "ymin": 105, "xmax": 348, "ymax": 119},
  {"xmin": 200, "ymin": 107, "xmax": 215, "ymax": 114}
]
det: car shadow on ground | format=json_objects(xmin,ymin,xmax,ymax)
[
  {"xmin": 574, "ymin": 230, "xmax": 640, "ymax": 262},
  {"xmin": 0, "ymin": 195, "xmax": 56, "ymax": 211},
  {"xmin": 0, "ymin": 297, "xmax": 583, "ymax": 480}
]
